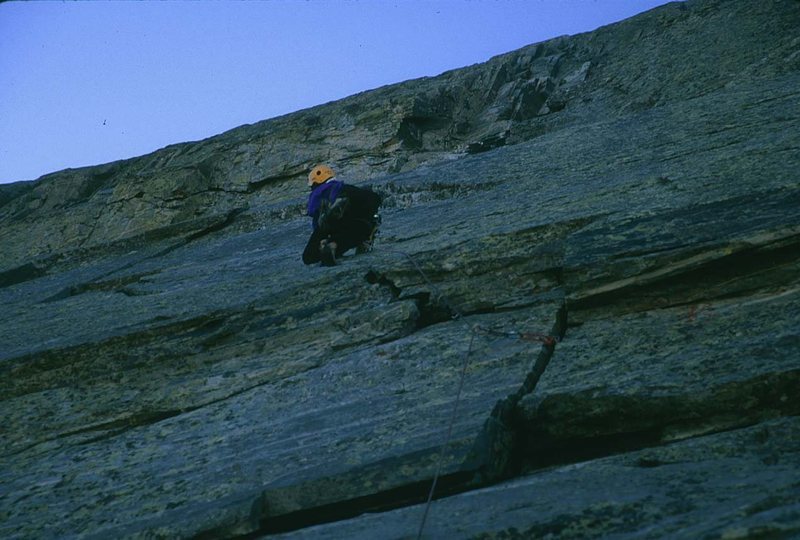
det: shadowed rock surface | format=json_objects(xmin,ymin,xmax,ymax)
[{"xmin": 1, "ymin": 0, "xmax": 799, "ymax": 538}]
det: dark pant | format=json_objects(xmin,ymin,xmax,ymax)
[{"xmin": 302, "ymin": 217, "xmax": 377, "ymax": 264}]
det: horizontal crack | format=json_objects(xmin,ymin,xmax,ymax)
[
  {"xmin": 517, "ymin": 369, "xmax": 800, "ymax": 472},
  {"xmin": 235, "ymin": 470, "xmax": 475, "ymax": 538},
  {"xmin": 4, "ymin": 363, "xmax": 316, "ymax": 458},
  {"xmin": 39, "ymin": 209, "xmax": 245, "ymax": 305},
  {"xmin": 0, "ymin": 261, "xmax": 48, "ymax": 289},
  {"xmin": 41, "ymin": 270, "xmax": 161, "ymax": 303},
  {"xmin": 569, "ymin": 230, "xmax": 800, "ymax": 317}
]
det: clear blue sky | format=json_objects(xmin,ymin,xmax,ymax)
[{"xmin": 0, "ymin": 0, "xmax": 674, "ymax": 185}]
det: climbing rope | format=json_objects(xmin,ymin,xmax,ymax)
[
  {"xmin": 474, "ymin": 324, "xmax": 559, "ymax": 346},
  {"xmin": 416, "ymin": 331, "xmax": 475, "ymax": 540},
  {"xmin": 380, "ymin": 248, "xmax": 557, "ymax": 539},
  {"xmin": 379, "ymin": 248, "xmax": 468, "ymax": 539}
]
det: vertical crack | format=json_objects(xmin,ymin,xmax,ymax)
[
  {"xmin": 364, "ymin": 269, "xmax": 456, "ymax": 330},
  {"xmin": 464, "ymin": 301, "xmax": 568, "ymax": 485},
  {"xmin": 365, "ymin": 269, "xmax": 400, "ymax": 297}
]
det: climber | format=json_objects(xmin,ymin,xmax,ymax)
[{"xmin": 302, "ymin": 164, "xmax": 382, "ymax": 266}]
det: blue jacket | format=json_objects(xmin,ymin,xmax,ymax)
[{"xmin": 307, "ymin": 180, "xmax": 344, "ymax": 230}]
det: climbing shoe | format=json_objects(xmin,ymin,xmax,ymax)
[
  {"xmin": 356, "ymin": 239, "xmax": 373, "ymax": 254},
  {"xmin": 320, "ymin": 240, "xmax": 337, "ymax": 267}
]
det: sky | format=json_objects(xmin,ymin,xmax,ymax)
[{"xmin": 0, "ymin": 0, "xmax": 675, "ymax": 185}]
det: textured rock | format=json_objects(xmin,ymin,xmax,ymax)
[
  {"xmin": 2, "ymin": 0, "xmax": 798, "ymax": 273},
  {"xmin": 266, "ymin": 417, "xmax": 800, "ymax": 539},
  {"xmin": 1, "ymin": 0, "xmax": 799, "ymax": 538}
]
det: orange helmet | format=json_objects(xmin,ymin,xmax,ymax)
[{"xmin": 308, "ymin": 164, "xmax": 336, "ymax": 186}]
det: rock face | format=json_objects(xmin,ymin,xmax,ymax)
[{"xmin": 1, "ymin": 0, "xmax": 799, "ymax": 538}]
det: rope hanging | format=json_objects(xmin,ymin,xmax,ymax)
[{"xmin": 379, "ymin": 249, "xmax": 556, "ymax": 539}]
